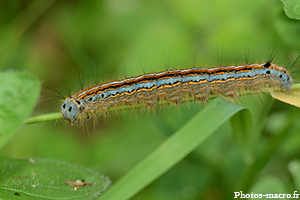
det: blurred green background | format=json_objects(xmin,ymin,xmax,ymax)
[{"xmin": 1, "ymin": 0, "xmax": 300, "ymax": 199}]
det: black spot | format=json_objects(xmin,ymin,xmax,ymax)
[
  {"xmin": 264, "ymin": 62, "xmax": 271, "ymax": 68},
  {"xmin": 73, "ymin": 115, "xmax": 75, "ymax": 118},
  {"xmin": 266, "ymin": 70, "xmax": 270, "ymax": 74},
  {"xmin": 88, "ymin": 97, "xmax": 93, "ymax": 101},
  {"xmin": 14, "ymin": 192, "xmax": 21, "ymax": 196},
  {"xmin": 62, "ymin": 103, "xmax": 66, "ymax": 109},
  {"xmin": 101, "ymin": 94, "xmax": 104, "ymax": 98},
  {"xmin": 76, "ymin": 100, "xmax": 81, "ymax": 105},
  {"xmin": 279, "ymin": 75, "xmax": 283, "ymax": 78},
  {"xmin": 247, "ymin": 75, "xmax": 251, "ymax": 78},
  {"xmin": 68, "ymin": 106, "xmax": 72, "ymax": 112},
  {"xmin": 287, "ymin": 77, "xmax": 290, "ymax": 81}
]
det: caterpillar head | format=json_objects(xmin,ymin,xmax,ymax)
[{"xmin": 61, "ymin": 98, "xmax": 81, "ymax": 124}]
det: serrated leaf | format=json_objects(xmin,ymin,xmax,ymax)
[
  {"xmin": 0, "ymin": 156, "xmax": 111, "ymax": 200},
  {"xmin": 282, "ymin": 0, "xmax": 300, "ymax": 20},
  {"xmin": 0, "ymin": 72, "xmax": 40, "ymax": 148}
]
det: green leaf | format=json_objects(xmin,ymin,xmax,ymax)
[
  {"xmin": 282, "ymin": 0, "xmax": 300, "ymax": 20},
  {"xmin": 99, "ymin": 97, "xmax": 244, "ymax": 200},
  {"xmin": 0, "ymin": 72, "xmax": 40, "ymax": 148},
  {"xmin": 0, "ymin": 156, "xmax": 111, "ymax": 200}
]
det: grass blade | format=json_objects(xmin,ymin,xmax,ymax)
[{"xmin": 99, "ymin": 97, "xmax": 244, "ymax": 200}]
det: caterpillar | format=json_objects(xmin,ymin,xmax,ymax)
[{"xmin": 61, "ymin": 61, "xmax": 292, "ymax": 124}]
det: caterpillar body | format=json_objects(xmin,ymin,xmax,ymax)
[{"xmin": 61, "ymin": 62, "xmax": 292, "ymax": 124}]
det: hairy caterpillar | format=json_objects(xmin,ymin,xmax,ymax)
[{"xmin": 61, "ymin": 61, "xmax": 292, "ymax": 124}]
